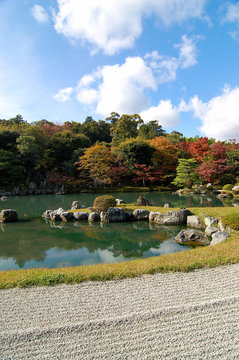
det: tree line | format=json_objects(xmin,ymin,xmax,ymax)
[{"xmin": 0, "ymin": 113, "xmax": 238, "ymax": 190}]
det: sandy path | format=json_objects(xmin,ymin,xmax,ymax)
[{"xmin": 1, "ymin": 264, "xmax": 239, "ymax": 359}]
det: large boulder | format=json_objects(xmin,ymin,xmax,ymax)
[
  {"xmin": 204, "ymin": 217, "xmax": 218, "ymax": 227},
  {"xmin": 149, "ymin": 211, "xmax": 161, "ymax": 222},
  {"xmin": 136, "ymin": 196, "xmax": 151, "ymax": 206},
  {"xmin": 154, "ymin": 208, "xmax": 190, "ymax": 225},
  {"xmin": 210, "ymin": 231, "xmax": 229, "ymax": 246},
  {"xmin": 133, "ymin": 209, "xmax": 150, "ymax": 220},
  {"xmin": 88, "ymin": 212, "xmax": 100, "ymax": 222},
  {"xmin": 205, "ymin": 226, "xmax": 219, "ymax": 237},
  {"xmin": 174, "ymin": 229, "xmax": 210, "ymax": 246},
  {"xmin": 45, "ymin": 208, "xmax": 65, "ymax": 222},
  {"xmin": 73, "ymin": 212, "xmax": 89, "ymax": 221},
  {"xmin": 100, "ymin": 207, "xmax": 126, "ymax": 222},
  {"xmin": 42, "ymin": 210, "xmax": 54, "ymax": 220},
  {"xmin": 60, "ymin": 211, "xmax": 74, "ymax": 222},
  {"xmin": 71, "ymin": 201, "xmax": 81, "ymax": 210},
  {"xmin": 0, "ymin": 209, "xmax": 18, "ymax": 223},
  {"xmin": 187, "ymin": 215, "xmax": 204, "ymax": 229}
]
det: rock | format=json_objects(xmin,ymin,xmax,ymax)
[
  {"xmin": 100, "ymin": 207, "xmax": 126, "ymax": 222},
  {"xmin": 0, "ymin": 209, "xmax": 18, "ymax": 223},
  {"xmin": 133, "ymin": 209, "xmax": 150, "ymax": 220},
  {"xmin": 174, "ymin": 229, "xmax": 210, "ymax": 246},
  {"xmin": 205, "ymin": 226, "xmax": 219, "ymax": 237},
  {"xmin": 154, "ymin": 208, "xmax": 190, "ymax": 225},
  {"xmin": 218, "ymin": 218, "xmax": 225, "ymax": 231},
  {"xmin": 149, "ymin": 211, "xmax": 161, "ymax": 222},
  {"xmin": 206, "ymin": 183, "xmax": 212, "ymax": 188},
  {"xmin": 73, "ymin": 212, "xmax": 89, "ymax": 221},
  {"xmin": 60, "ymin": 211, "xmax": 74, "ymax": 222},
  {"xmin": 124, "ymin": 212, "xmax": 135, "ymax": 221},
  {"xmin": 232, "ymin": 185, "xmax": 239, "ymax": 191},
  {"xmin": 210, "ymin": 231, "xmax": 229, "ymax": 246},
  {"xmin": 42, "ymin": 210, "xmax": 53, "ymax": 220},
  {"xmin": 71, "ymin": 201, "xmax": 81, "ymax": 210},
  {"xmin": 48, "ymin": 208, "xmax": 65, "ymax": 222},
  {"xmin": 164, "ymin": 203, "xmax": 170, "ymax": 208},
  {"xmin": 187, "ymin": 215, "xmax": 204, "ymax": 229},
  {"xmin": 136, "ymin": 196, "xmax": 151, "ymax": 206},
  {"xmin": 88, "ymin": 212, "xmax": 100, "ymax": 222},
  {"xmin": 204, "ymin": 216, "xmax": 218, "ymax": 227},
  {"xmin": 115, "ymin": 199, "xmax": 127, "ymax": 205},
  {"xmin": 1, "ymin": 196, "xmax": 8, "ymax": 201}
]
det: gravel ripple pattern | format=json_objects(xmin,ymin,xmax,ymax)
[{"xmin": 1, "ymin": 264, "xmax": 239, "ymax": 359}]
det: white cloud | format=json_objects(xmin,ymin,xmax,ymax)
[
  {"xmin": 74, "ymin": 56, "xmax": 156, "ymax": 116},
  {"xmin": 54, "ymin": 87, "xmax": 73, "ymax": 102},
  {"xmin": 181, "ymin": 86, "xmax": 239, "ymax": 140},
  {"xmin": 31, "ymin": 5, "xmax": 49, "ymax": 23},
  {"xmin": 54, "ymin": 34, "xmax": 201, "ymax": 117},
  {"xmin": 140, "ymin": 100, "xmax": 180, "ymax": 127},
  {"xmin": 145, "ymin": 51, "xmax": 178, "ymax": 83},
  {"xmin": 53, "ymin": 0, "xmax": 207, "ymax": 54},
  {"xmin": 144, "ymin": 34, "xmax": 201, "ymax": 83},
  {"xmin": 176, "ymin": 34, "xmax": 199, "ymax": 68},
  {"xmin": 76, "ymin": 88, "xmax": 99, "ymax": 105},
  {"xmin": 224, "ymin": 3, "xmax": 239, "ymax": 24}
]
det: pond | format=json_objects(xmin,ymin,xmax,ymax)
[{"xmin": 0, "ymin": 192, "xmax": 235, "ymax": 271}]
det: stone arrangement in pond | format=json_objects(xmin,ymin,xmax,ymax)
[{"xmin": 41, "ymin": 205, "xmax": 229, "ymax": 247}]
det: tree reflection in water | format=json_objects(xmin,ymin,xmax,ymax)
[{"xmin": 0, "ymin": 219, "xmax": 187, "ymax": 270}]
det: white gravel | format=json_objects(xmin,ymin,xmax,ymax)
[{"xmin": 1, "ymin": 264, "xmax": 239, "ymax": 359}]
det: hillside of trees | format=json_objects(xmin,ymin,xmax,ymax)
[{"xmin": 0, "ymin": 113, "xmax": 238, "ymax": 192}]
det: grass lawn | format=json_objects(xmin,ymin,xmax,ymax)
[{"xmin": 0, "ymin": 206, "xmax": 238, "ymax": 289}]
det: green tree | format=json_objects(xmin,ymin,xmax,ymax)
[
  {"xmin": 138, "ymin": 121, "xmax": 166, "ymax": 139},
  {"xmin": 172, "ymin": 158, "xmax": 199, "ymax": 188},
  {"xmin": 116, "ymin": 138, "xmax": 154, "ymax": 170},
  {"xmin": 111, "ymin": 114, "xmax": 143, "ymax": 146},
  {"xmin": 0, "ymin": 149, "xmax": 23, "ymax": 185}
]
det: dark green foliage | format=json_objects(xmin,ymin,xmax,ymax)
[
  {"xmin": 93, "ymin": 195, "xmax": 117, "ymax": 212},
  {"xmin": 116, "ymin": 138, "xmax": 155, "ymax": 170},
  {"xmin": 138, "ymin": 121, "xmax": 165, "ymax": 139},
  {"xmin": 111, "ymin": 114, "xmax": 143, "ymax": 146},
  {"xmin": 172, "ymin": 158, "xmax": 199, "ymax": 188}
]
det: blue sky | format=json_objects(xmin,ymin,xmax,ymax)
[{"xmin": 1, "ymin": 0, "xmax": 239, "ymax": 140}]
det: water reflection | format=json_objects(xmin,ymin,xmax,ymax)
[{"xmin": 0, "ymin": 220, "xmax": 187, "ymax": 270}]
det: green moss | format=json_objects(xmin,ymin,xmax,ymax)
[{"xmin": 93, "ymin": 195, "xmax": 116, "ymax": 212}]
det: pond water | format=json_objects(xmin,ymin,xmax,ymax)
[{"xmin": 0, "ymin": 192, "xmax": 235, "ymax": 271}]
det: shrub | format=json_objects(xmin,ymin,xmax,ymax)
[
  {"xmin": 93, "ymin": 195, "xmax": 116, "ymax": 212},
  {"xmin": 223, "ymin": 184, "xmax": 233, "ymax": 191}
]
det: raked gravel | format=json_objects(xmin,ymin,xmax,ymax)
[{"xmin": 1, "ymin": 264, "xmax": 239, "ymax": 359}]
